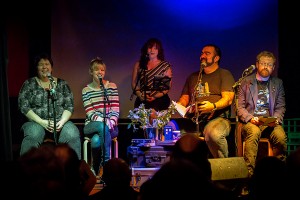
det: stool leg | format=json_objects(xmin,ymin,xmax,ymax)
[
  {"xmin": 83, "ymin": 137, "xmax": 90, "ymax": 163},
  {"xmin": 110, "ymin": 138, "xmax": 118, "ymax": 158},
  {"xmin": 114, "ymin": 139, "xmax": 118, "ymax": 158},
  {"xmin": 268, "ymin": 141, "xmax": 273, "ymax": 156}
]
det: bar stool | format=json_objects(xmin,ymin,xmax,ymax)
[
  {"xmin": 83, "ymin": 136, "xmax": 119, "ymax": 167},
  {"xmin": 243, "ymin": 138, "xmax": 273, "ymax": 157},
  {"xmin": 236, "ymin": 122, "xmax": 273, "ymax": 157},
  {"xmin": 83, "ymin": 125, "xmax": 119, "ymax": 164}
]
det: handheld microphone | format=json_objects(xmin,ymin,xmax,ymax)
[{"xmin": 244, "ymin": 65, "xmax": 256, "ymax": 73}]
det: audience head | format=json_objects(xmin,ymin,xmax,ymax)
[
  {"xmin": 101, "ymin": 158, "xmax": 132, "ymax": 186},
  {"xmin": 286, "ymin": 147, "xmax": 300, "ymax": 198},
  {"xmin": 17, "ymin": 145, "xmax": 66, "ymax": 200},
  {"xmin": 139, "ymin": 159, "xmax": 220, "ymax": 200},
  {"xmin": 249, "ymin": 156, "xmax": 287, "ymax": 199},
  {"xmin": 171, "ymin": 133, "xmax": 212, "ymax": 179}
]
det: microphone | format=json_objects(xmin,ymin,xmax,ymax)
[
  {"xmin": 201, "ymin": 61, "xmax": 207, "ymax": 68},
  {"xmin": 46, "ymin": 73, "xmax": 56, "ymax": 95},
  {"xmin": 244, "ymin": 65, "xmax": 256, "ymax": 73},
  {"xmin": 46, "ymin": 73, "xmax": 55, "ymax": 83},
  {"xmin": 98, "ymin": 75, "xmax": 104, "ymax": 87}
]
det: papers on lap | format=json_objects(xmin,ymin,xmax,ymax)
[
  {"xmin": 258, "ymin": 117, "xmax": 277, "ymax": 126},
  {"xmin": 172, "ymin": 101, "xmax": 194, "ymax": 118}
]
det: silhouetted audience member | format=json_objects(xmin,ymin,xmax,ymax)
[
  {"xmin": 17, "ymin": 145, "xmax": 67, "ymax": 200},
  {"xmin": 171, "ymin": 133, "xmax": 212, "ymax": 179},
  {"xmin": 1, "ymin": 160, "xmax": 23, "ymax": 198},
  {"xmin": 14, "ymin": 144, "xmax": 96, "ymax": 200},
  {"xmin": 248, "ymin": 156, "xmax": 287, "ymax": 200},
  {"xmin": 88, "ymin": 157, "xmax": 138, "ymax": 200},
  {"xmin": 286, "ymin": 146, "xmax": 300, "ymax": 199},
  {"xmin": 54, "ymin": 143, "xmax": 96, "ymax": 198},
  {"xmin": 138, "ymin": 159, "xmax": 235, "ymax": 200}
]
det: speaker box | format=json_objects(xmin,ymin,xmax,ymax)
[{"xmin": 208, "ymin": 157, "xmax": 249, "ymax": 192}]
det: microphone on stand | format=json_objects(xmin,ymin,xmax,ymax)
[
  {"xmin": 243, "ymin": 65, "xmax": 256, "ymax": 74},
  {"xmin": 98, "ymin": 75, "xmax": 104, "ymax": 87},
  {"xmin": 47, "ymin": 73, "xmax": 55, "ymax": 83},
  {"xmin": 46, "ymin": 73, "xmax": 56, "ymax": 96},
  {"xmin": 200, "ymin": 61, "xmax": 207, "ymax": 68}
]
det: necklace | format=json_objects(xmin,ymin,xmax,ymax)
[{"xmin": 36, "ymin": 77, "xmax": 51, "ymax": 90}]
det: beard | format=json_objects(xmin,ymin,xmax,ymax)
[{"xmin": 259, "ymin": 69, "xmax": 271, "ymax": 77}]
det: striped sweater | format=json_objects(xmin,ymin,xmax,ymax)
[{"xmin": 82, "ymin": 81, "xmax": 119, "ymax": 126}]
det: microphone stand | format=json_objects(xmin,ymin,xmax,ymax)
[
  {"xmin": 142, "ymin": 68, "xmax": 148, "ymax": 105},
  {"xmin": 49, "ymin": 80, "xmax": 58, "ymax": 144},
  {"xmin": 99, "ymin": 77, "xmax": 108, "ymax": 167},
  {"xmin": 130, "ymin": 54, "xmax": 149, "ymax": 103},
  {"xmin": 232, "ymin": 69, "xmax": 254, "ymax": 156},
  {"xmin": 194, "ymin": 65, "xmax": 205, "ymax": 136}
]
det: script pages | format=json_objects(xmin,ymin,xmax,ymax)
[
  {"xmin": 172, "ymin": 101, "xmax": 195, "ymax": 118},
  {"xmin": 258, "ymin": 117, "xmax": 277, "ymax": 126}
]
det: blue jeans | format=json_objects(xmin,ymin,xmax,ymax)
[
  {"xmin": 202, "ymin": 117, "xmax": 231, "ymax": 158},
  {"xmin": 20, "ymin": 121, "xmax": 81, "ymax": 159},
  {"xmin": 242, "ymin": 123, "xmax": 287, "ymax": 176},
  {"xmin": 83, "ymin": 121, "xmax": 111, "ymax": 175}
]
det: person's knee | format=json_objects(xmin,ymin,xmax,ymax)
[{"xmin": 91, "ymin": 135, "xmax": 101, "ymax": 148}]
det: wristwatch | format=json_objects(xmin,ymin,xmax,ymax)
[{"xmin": 212, "ymin": 103, "xmax": 217, "ymax": 111}]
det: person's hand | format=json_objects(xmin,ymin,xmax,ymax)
[
  {"xmin": 47, "ymin": 120, "xmax": 65, "ymax": 133},
  {"xmin": 197, "ymin": 101, "xmax": 214, "ymax": 114},
  {"xmin": 137, "ymin": 91, "xmax": 145, "ymax": 101},
  {"xmin": 146, "ymin": 94, "xmax": 155, "ymax": 102},
  {"xmin": 105, "ymin": 118, "xmax": 117, "ymax": 130},
  {"xmin": 250, "ymin": 117, "xmax": 262, "ymax": 126},
  {"xmin": 40, "ymin": 119, "xmax": 51, "ymax": 131},
  {"xmin": 55, "ymin": 119, "xmax": 67, "ymax": 132}
]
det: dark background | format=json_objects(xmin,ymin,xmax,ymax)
[{"xmin": 1, "ymin": 0, "xmax": 299, "ymax": 160}]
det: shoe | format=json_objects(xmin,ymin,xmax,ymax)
[{"xmin": 240, "ymin": 186, "xmax": 249, "ymax": 197}]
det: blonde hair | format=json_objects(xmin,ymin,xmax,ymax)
[{"xmin": 89, "ymin": 57, "xmax": 106, "ymax": 72}]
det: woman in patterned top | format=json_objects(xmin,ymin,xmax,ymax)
[
  {"xmin": 18, "ymin": 53, "xmax": 81, "ymax": 159},
  {"xmin": 131, "ymin": 38, "xmax": 173, "ymax": 112},
  {"xmin": 82, "ymin": 57, "xmax": 119, "ymax": 176}
]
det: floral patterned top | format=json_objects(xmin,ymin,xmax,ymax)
[{"xmin": 18, "ymin": 77, "xmax": 74, "ymax": 121}]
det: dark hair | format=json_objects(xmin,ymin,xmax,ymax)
[
  {"xmin": 203, "ymin": 44, "xmax": 222, "ymax": 64},
  {"xmin": 33, "ymin": 53, "xmax": 54, "ymax": 68},
  {"xmin": 102, "ymin": 158, "xmax": 131, "ymax": 186},
  {"xmin": 140, "ymin": 38, "xmax": 165, "ymax": 61}
]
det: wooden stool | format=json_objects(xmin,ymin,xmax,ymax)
[{"xmin": 243, "ymin": 138, "xmax": 273, "ymax": 157}]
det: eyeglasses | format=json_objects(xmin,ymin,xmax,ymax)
[{"xmin": 258, "ymin": 62, "xmax": 274, "ymax": 67}]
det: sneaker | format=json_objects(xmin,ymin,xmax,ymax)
[{"xmin": 96, "ymin": 175, "xmax": 105, "ymax": 185}]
